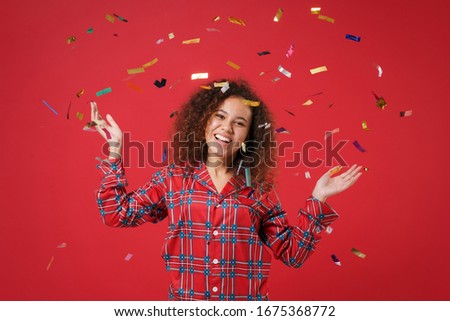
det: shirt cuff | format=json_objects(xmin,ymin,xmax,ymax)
[
  {"xmin": 96, "ymin": 157, "xmax": 128, "ymax": 188},
  {"xmin": 299, "ymin": 196, "xmax": 339, "ymax": 234}
]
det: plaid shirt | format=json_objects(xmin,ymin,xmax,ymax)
[{"xmin": 96, "ymin": 159, "xmax": 338, "ymax": 301}]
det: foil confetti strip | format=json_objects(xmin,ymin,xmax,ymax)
[
  {"xmin": 76, "ymin": 112, "xmax": 83, "ymax": 121},
  {"xmin": 310, "ymin": 66, "xmax": 328, "ymax": 74},
  {"xmin": 200, "ymin": 85, "xmax": 212, "ymax": 90},
  {"xmin": 156, "ymin": 38, "xmax": 164, "ymax": 44},
  {"xmin": 376, "ymin": 64, "xmax": 383, "ymax": 77},
  {"xmin": 142, "ymin": 58, "xmax": 158, "ymax": 68},
  {"xmin": 87, "ymin": 28, "xmax": 93, "ymax": 33},
  {"xmin": 345, "ymin": 34, "xmax": 361, "ymax": 42},
  {"xmin": 226, "ymin": 60, "xmax": 241, "ymax": 70},
  {"xmin": 191, "ymin": 73, "xmax": 209, "ymax": 80},
  {"xmin": 66, "ymin": 100, "xmax": 71, "ymax": 119},
  {"xmin": 169, "ymin": 110, "xmax": 178, "ymax": 118},
  {"xmin": 329, "ymin": 166, "xmax": 342, "ymax": 175},
  {"xmin": 257, "ymin": 51, "xmax": 271, "ymax": 56},
  {"xmin": 237, "ymin": 159, "xmax": 243, "ymax": 175},
  {"xmin": 126, "ymin": 81, "xmax": 143, "ymax": 92},
  {"xmin": 303, "ymin": 99, "xmax": 313, "ymax": 106},
  {"xmin": 351, "ymin": 248, "xmax": 367, "ymax": 259},
  {"xmin": 105, "ymin": 14, "xmax": 115, "ymax": 23},
  {"xmin": 400, "ymin": 110, "xmax": 413, "ymax": 117},
  {"xmin": 124, "ymin": 253, "xmax": 133, "ymax": 261},
  {"xmin": 242, "ymin": 99, "xmax": 260, "ymax": 107},
  {"xmin": 42, "ymin": 100, "xmax": 58, "ymax": 115},
  {"xmin": 272, "ymin": 77, "xmax": 281, "ymax": 83},
  {"xmin": 275, "ymin": 127, "xmax": 290, "ymax": 134},
  {"xmin": 169, "ymin": 78, "xmax": 182, "ymax": 89},
  {"xmin": 331, "ymin": 254, "xmax": 341, "ymax": 266},
  {"xmin": 213, "ymin": 16, "xmax": 220, "ymax": 22},
  {"xmin": 285, "ymin": 109, "xmax": 295, "ymax": 116},
  {"xmin": 57, "ymin": 243, "xmax": 67, "ymax": 248},
  {"xmin": 258, "ymin": 122, "xmax": 271, "ymax": 129},
  {"xmin": 324, "ymin": 128, "xmax": 340, "ymax": 139},
  {"xmin": 127, "ymin": 67, "xmax": 145, "ymax": 75},
  {"xmin": 372, "ymin": 91, "xmax": 387, "ymax": 109},
  {"xmin": 47, "ymin": 256, "xmax": 55, "ymax": 271},
  {"xmin": 305, "ymin": 171, "xmax": 311, "ymax": 179},
  {"xmin": 228, "ymin": 16, "xmax": 246, "ymax": 26},
  {"xmin": 96, "ymin": 87, "xmax": 112, "ymax": 97},
  {"xmin": 182, "ymin": 38, "xmax": 200, "ymax": 44},
  {"xmin": 353, "ymin": 140, "xmax": 367, "ymax": 152},
  {"xmin": 245, "ymin": 167, "xmax": 252, "ymax": 187},
  {"xmin": 162, "ymin": 148, "xmax": 167, "ymax": 162},
  {"xmin": 168, "ymin": 32, "xmax": 175, "ymax": 39},
  {"xmin": 76, "ymin": 89, "xmax": 85, "ymax": 98},
  {"xmin": 206, "ymin": 28, "xmax": 220, "ymax": 32},
  {"xmin": 286, "ymin": 44, "xmax": 294, "ymax": 58},
  {"xmin": 273, "ymin": 8, "xmax": 283, "ymax": 22},
  {"xmin": 154, "ymin": 78, "xmax": 167, "ymax": 88},
  {"xmin": 278, "ymin": 65, "xmax": 292, "ymax": 78},
  {"xmin": 113, "ymin": 13, "xmax": 128, "ymax": 22},
  {"xmin": 67, "ymin": 36, "xmax": 76, "ymax": 44},
  {"xmin": 362, "ymin": 120, "xmax": 370, "ymax": 131},
  {"xmin": 311, "ymin": 7, "xmax": 321, "ymax": 14},
  {"xmin": 317, "ymin": 15, "xmax": 335, "ymax": 23}
]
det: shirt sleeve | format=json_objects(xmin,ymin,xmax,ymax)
[
  {"xmin": 258, "ymin": 188, "xmax": 339, "ymax": 268},
  {"xmin": 95, "ymin": 158, "xmax": 169, "ymax": 227}
]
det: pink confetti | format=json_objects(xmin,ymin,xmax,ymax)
[
  {"xmin": 57, "ymin": 243, "xmax": 67, "ymax": 248},
  {"xmin": 286, "ymin": 44, "xmax": 294, "ymax": 58},
  {"xmin": 124, "ymin": 253, "xmax": 133, "ymax": 261}
]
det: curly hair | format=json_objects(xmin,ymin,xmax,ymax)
[{"xmin": 170, "ymin": 79, "xmax": 277, "ymax": 188}]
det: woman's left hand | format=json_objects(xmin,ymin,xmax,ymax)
[{"xmin": 311, "ymin": 164, "xmax": 363, "ymax": 202}]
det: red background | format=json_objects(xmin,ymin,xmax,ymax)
[{"xmin": 1, "ymin": 0, "xmax": 449, "ymax": 300}]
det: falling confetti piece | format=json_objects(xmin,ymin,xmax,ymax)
[
  {"xmin": 372, "ymin": 92, "xmax": 387, "ymax": 109},
  {"xmin": 102, "ymin": 128, "xmax": 112, "ymax": 139},
  {"xmin": 47, "ymin": 256, "xmax": 55, "ymax": 271},
  {"xmin": 237, "ymin": 159, "xmax": 243, "ymax": 175},
  {"xmin": 363, "ymin": 167, "xmax": 369, "ymax": 171},
  {"xmin": 168, "ymin": 32, "xmax": 175, "ymax": 39},
  {"xmin": 245, "ymin": 167, "xmax": 252, "ymax": 186},
  {"xmin": 126, "ymin": 81, "xmax": 143, "ymax": 92},
  {"xmin": 376, "ymin": 64, "xmax": 383, "ymax": 77},
  {"xmin": 275, "ymin": 127, "xmax": 290, "ymax": 134},
  {"xmin": 67, "ymin": 36, "xmax": 76, "ymax": 44},
  {"xmin": 241, "ymin": 142, "xmax": 247, "ymax": 153},
  {"xmin": 247, "ymin": 189, "xmax": 255, "ymax": 198},
  {"xmin": 331, "ymin": 254, "xmax": 341, "ymax": 266},
  {"xmin": 162, "ymin": 148, "xmax": 167, "ymax": 162},
  {"xmin": 329, "ymin": 166, "xmax": 342, "ymax": 175},
  {"xmin": 345, "ymin": 34, "xmax": 361, "ymax": 42},
  {"xmin": 76, "ymin": 89, "xmax": 85, "ymax": 98},
  {"xmin": 328, "ymin": 103, "xmax": 335, "ymax": 108},
  {"xmin": 326, "ymin": 226, "xmax": 333, "ymax": 234},
  {"xmin": 305, "ymin": 171, "xmax": 311, "ymax": 179},
  {"xmin": 57, "ymin": 243, "xmax": 67, "ymax": 248},
  {"xmin": 272, "ymin": 77, "xmax": 281, "ymax": 82},
  {"xmin": 258, "ymin": 122, "xmax": 271, "ymax": 129},
  {"xmin": 228, "ymin": 16, "xmax": 246, "ymax": 26},
  {"xmin": 200, "ymin": 86, "xmax": 212, "ymax": 90},
  {"xmin": 286, "ymin": 44, "xmax": 294, "ymax": 58},
  {"xmin": 213, "ymin": 16, "xmax": 220, "ymax": 22},
  {"xmin": 154, "ymin": 78, "xmax": 167, "ymax": 88},
  {"xmin": 213, "ymin": 81, "xmax": 228, "ymax": 88},
  {"xmin": 76, "ymin": 112, "xmax": 83, "ymax": 121},
  {"xmin": 42, "ymin": 100, "xmax": 58, "ymax": 115},
  {"xmin": 400, "ymin": 110, "xmax": 413, "ymax": 117},
  {"xmin": 105, "ymin": 14, "xmax": 115, "ymax": 23},
  {"xmin": 66, "ymin": 100, "xmax": 71, "ymax": 119},
  {"xmin": 324, "ymin": 128, "xmax": 340, "ymax": 139},
  {"xmin": 351, "ymin": 248, "xmax": 366, "ymax": 259},
  {"xmin": 142, "ymin": 58, "xmax": 159, "ymax": 68},
  {"xmin": 285, "ymin": 109, "xmax": 295, "ymax": 116},
  {"xmin": 169, "ymin": 110, "xmax": 178, "ymax": 118},
  {"xmin": 257, "ymin": 51, "xmax": 271, "ymax": 56},
  {"xmin": 182, "ymin": 38, "xmax": 200, "ymax": 44},
  {"xmin": 273, "ymin": 8, "xmax": 283, "ymax": 22},
  {"xmin": 124, "ymin": 253, "xmax": 133, "ymax": 261},
  {"xmin": 226, "ymin": 60, "xmax": 241, "ymax": 70},
  {"xmin": 278, "ymin": 65, "xmax": 292, "ymax": 78},
  {"xmin": 353, "ymin": 140, "xmax": 367, "ymax": 152},
  {"xmin": 311, "ymin": 7, "xmax": 321, "ymax": 14},
  {"xmin": 242, "ymin": 99, "xmax": 260, "ymax": 107},
  {"xmin": 362, "ymin": 120, "xmax": 370, "ymax": 131},
  {"xmin": 169, "ymin": 78, "xmax": 182, "ymax": 89},
  {"xmin": 191, "ymin": 73, "xmax": 208, "ymax": 80},
  {"xmin": 96, "ymin": 87, "xmax": 112, "ymax": 97},
  {"xmin": 113, "ymin": 13, "xmax": 128, "ymax": 22},
  {"xmin": 302, "ymin": 99, "xmax": 313, "ymax": 106},
  {"xmin": 87, "ymin": 28, "xmax": 94, "ymax": 34},
  {"xmin": 318, "ymin": 15, "xmax": 335, "ymax": 23},
  {"xmin": 156, "ymin": 38, "xmax": 164, "ymax": 44},
  {"xmin": 206, "ymin": 28, "xmax": 220, "ymax": 32},
  {"xmin": 310, "ymin": 66, "xmax": 328, "ymax": 74},
  {"xmin": 127, "ymin": 67, "xmax": 145, "ymax": 75},
  {"xmin": 309, "ymin": 91, "xmax": 324, "ymax": 97}
]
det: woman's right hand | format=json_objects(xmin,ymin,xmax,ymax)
[{"xmin": 90, "ymin": 101, "xmax": 123, "ymax": 159}]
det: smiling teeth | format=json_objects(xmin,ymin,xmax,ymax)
[{"xmin": 214, "ymin": 134, "xmax": 231, "ymax": 143}]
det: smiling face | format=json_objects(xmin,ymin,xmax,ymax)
[{"xmin": 204, "ymin": 96, "xmax": 253, "ymax": 164}]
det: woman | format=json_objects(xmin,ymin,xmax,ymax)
[{"xmin": 93, "ymin": 79, "xmax": 362, "ymax": 301}]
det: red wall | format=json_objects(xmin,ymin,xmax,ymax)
[{"xmin": 1, "ymin": 0, "xmax": 449, "ymax": 300}]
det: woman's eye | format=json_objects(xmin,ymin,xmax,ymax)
[
  {"xmin": 236, "ymin": 122, "xmax": 245, "ymax": 127},
  {"xmin": 216, "ymin": 114, "xmax": 225, "ymax": 119}
]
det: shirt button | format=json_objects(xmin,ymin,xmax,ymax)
[
  {"xmin": 212, "ymin": 258, "xmax": 219, "ymax": 264},
  {"xmin": 212, "ymin": 286, "xmax": 218, "ymax": 292},
  {"xmin": 213, "ymin": 230, "xmax": 219, "ymax": 236}
]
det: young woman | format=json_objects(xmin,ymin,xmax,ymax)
[{"xmin": 93, "ymin": 79, "xmax": 362, "ymax": 301}]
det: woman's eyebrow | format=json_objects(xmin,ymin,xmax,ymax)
[{"xmin": 217, "ymin": 109, "xmax": 248, "ymax": 122}]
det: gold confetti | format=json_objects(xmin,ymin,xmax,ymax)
[
  {"xmin": 213, "ymin": 81, "xmax": 228, "ymax": 87},
  {"xmin": 329, "ymin": 166, "xmax": 342, "ymax": 175},
  {"xmin": 47, "ymin": 256, "xmax": 55, "ymax": 271},
  {"xmin": 67, "ymin": 36, "xmax": 76, "ymax": 44},
  {"xmin": 377, "ymin": 97, "xmax": 387, "ymax": 109},
  {"xmin": 362, "ymin": 120, "xmax": 370, "ymax": 131},
  {"xmin": 273, "ymin": 8, "xmax": 283, "ymax": 22},
  {"xmin": 351, "ymin": 248, "xmax": 367, "ymax": 259},
  {"xmin": 311, "ymin": 7, "xmax": 321, "ymax": 14},
  {"xmin": 142, "ymin": 58, "xmax": 158, "ymax": 68},
  {"xmin": 363, "ymin": 167, "xmax": 369, "ymax": 171},
  {"xmin": 228, "ymin": 16, "xmax": 246, "ymax": 26},
  {"xmin": 76, "ymin": 112, "xmax": 83, "ymax": 121},
  {"xmin": 191, "ymin": 73, "xmax": 209, "ymax": 80},
  {"xmin": 242, "ymin": 99, "xmax": 260, "ymax": 107},
  {"xmin": 302, "ymin": 99, "xmax": 313, "ymax": 106},
  {"xmin": 182, "ymin": 38, "xmax": 200, "ymax": 44},
  {"xmin": 168, "ymin": 33, "xmax": 175, "ymax": 40},
  {"xmin": 127, "ymin": 67, "xmax": 145, "ymax": 75},
  {"xmin": 76, "ymin": 89, "xmax": 85, "ymax": 98},
  {"xmin": 318, "ymin": 15, "xmax": 335, "ymax": 23},
  {"xmin": 105, "ymin": 14, "xmax": 115, "ymax": 23},
  {"xmin": 200, "ymin": 85, "xmax": 212, "ymax": 90},
  {"xmin": 241, "ymin": 142, "xmax": 247, "ymax": 152},
  {"xmin": 213, "ymin": 16, "xmax": 220, "ymax": 22},
  {"xmin": 226, "ymin": 60, "xmax": 241, "ymax": 70},
  {"xmin": 310, "ymin": 66, "xmax": 328, "ymax": 74},
  {"xmin": 126, "ymin": 81, "xmax": 143, "ymax": 92}
]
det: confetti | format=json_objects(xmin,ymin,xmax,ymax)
[
  {"xmin": 310, "ymin": 66, "xmax": 328, "ymax": 74},
  {"xmin": 42, "ymin": 100, "xmax": 58, "ymax": 115},
  {"xmin": 162, "ymin": 148, "xmax": 167, "ymax": 162},
  {"xmin": 124, "ymin": 253, "xmax": 133, "ymax": 261},
  {"xmin": 241, "ymin": 142, "xmax": 247, "ymax": 153},
  {"xmin": 362, "ymin": 120, "xmax": 370, "ymax": 131},
  {"xmin": 113, "ymin": 13, "xmax": 128, "ymax": 22},
  {"xmin": 286, "ymin": 44, "xmax": 294, "ymax": 58},
  {"xmin": 96, "ymin": 87, "xmax": 112, "ymax": 97},
  {"xmin": 87, "ymin": 28, "xmax": 94, "ymax": 34},
  {"xmin": 318, "ymin": 15, "xmax": 335, "ymax": 23},
  {"xmin": 206, "ymin": 28, "xmax": 220, "ymax": 32},
  {"xmin": 302, "ymin": 99, "xmax": 313, "ymax": 106},
  {"xmin": 400, "ymin": 110, "xmax": 413, "ymax": 117},
  {"xmin": 324, "ymin": 128, "xmax": 340, "ymax": 139},
  {"xmin": 57, "ymin": 243, "xmax": 67, "ymax": 248},
  {"xmin": 156, "ymin": 38, "xmax": 164, "ymax": 44},
  {"xmin": 127, "ymin": 67, "xmax": 145, "ymax": 75},
  {"xmin": 353, "ymin": 140, "xmax": 367, "ymax": 152},
  {"xmin": 66, "ymin": 100, "xmax": 71, "ymax": 119},
  {"xmin": 126, "ymin": 81, "xmax": 143, "ymax": 92},
  {"xmin": 363, "ymin": 167, "xmax": 369, "ymax": 171},
  {"xmin": 237, "ymin": 159, "xmax": 243, "ymax": 175},
  {"xmin": 247, "ymin": 189, "xmax": 255, "ymax": 198},
  {"xmin": 182, "ymin": 38, "xmax": 200, "ymax": 44},
  {"xmin": 329, "ymin": 166, "xmax": 342, "ymax": 175},
  {"xmin": 226, "ymin": 60, "xmax": 241, "ymax": 70},
  {"xmin": 372, "ymin": 92, "xmax": 387, "ymax": 109},
  {"xmin": 305, "ymin": 171, "xmax": 311, "ymax": 179},
  {"xmin": 76, "ymin": 89, "xmax": 85, "ymax": 98},
  {"xmin": 376, "ymin": 64, "xmax": 383, "ymax": 77},
  {"xmin": 169, "ymin": 78, "xmax": 182, "ymax": 89},
  {"xmin": 309, "ymin": 91, "xmax": 323, "ymax": 96},
  {"xmin": 154, "ymin": 78, "xmax": 167, "ymax": 88},
  {"xmin": 285, "ymin": 109, "xmax": 295, "ymax": 116},
  {"xmin": 168, "ymin": 32, "xmax": 175, "ymax": 39},
  {"xmin": 258, "ymin": 122, "xmax": 271, "ymax": 129},
  {"xmin": 169, "ymin": 110, "xmax": 178, "ymax": 118},
  {"xmin": 311, "ymin": 7, "xmax": 321, "ymax": 14},
  {"xmin": 331, "ymin": 254, "xmax": 341, "ymax": 266},
  {"xmin": 67, "ymin": 36, "xmax": 76, "ymax": 44},
  {"xmin": 213, "ymin": 16, "xmax": 220, "ymax": 22},
  {"xmin": 273, "ymin": 8, "xmax": 283, "ymax": 22},
  {"xmin": 200, "ymin": 85, "xmax": 212, "ymax": 90},
  {"xmin": 76, "ymin": 112, "xmax": 83, "ymax": 121},
  {"xmin": 245, "ymin": 167, "xmax": 252, "ymax": 187},
  {"xmin": 272, "ymin": 77, "xmax": 281, "ymax": 83},
  {"xmin": 345, "ymin": 34, "xmax": 361, "ymax": 42},
  {"xmin": 228, "ymin": 16, "xmax": 246, "ymax": 26},
  {"xmin": 102, "ymin": 128, "xmax": 112, "ymax": 139},
  {"xmin": 46, "ymin": 256, "xmax": 55, "ymax": 271},
  {"xmin": 214, "ymin": 81, "xmax": 230, "ymax": 93},
  {"xmin": 278, "ymin": 65, "xmax": 292, "ymax": 78},
  {"xmin": 242, "ymin": 99, "xmax": 260, "ymax": 107},
  {"xmin": 328, "ymin": 103, "xmax": 335, "ymax": 108},
  {"xmin": 351, "ymin": 248, "xmax": 366, "ymax": 259},
  {"xmin": 191, "ymin": 73, "xmax": 208, "ymax": 80},
  {"xmin": 105, "ymin": 14, "xmax": 115, "ymax": 23},
  {"xmin": 257, "ymin": 51, "xmax": 271, "ymax": 56},
  {"xmin": 275, "ymin": 127, "xmax": 290, "ymax": 134}
]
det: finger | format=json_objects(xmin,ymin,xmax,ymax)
[
  {"xmin": 90, "ymin": 101, "xmax": 96, "ymax": 121},
  {"xmin": 106, "ymin": 114, "xmax": 119, "ymax": 128},
  {"xmin": 340, "ymin": 164, "xmax": 357, "ymax": 178},
  {"xmin": 347, "ymin": 166, "xmax": 363, "ymax": 178}
]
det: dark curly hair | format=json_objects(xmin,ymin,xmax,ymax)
[{"xmin": 170, "ymin": 79, "xmax": 277, "ymax": 187}]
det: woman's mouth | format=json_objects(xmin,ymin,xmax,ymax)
[{"xmin": 214, "ymin": 133, "xmax": 231, "ymax": 144}]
